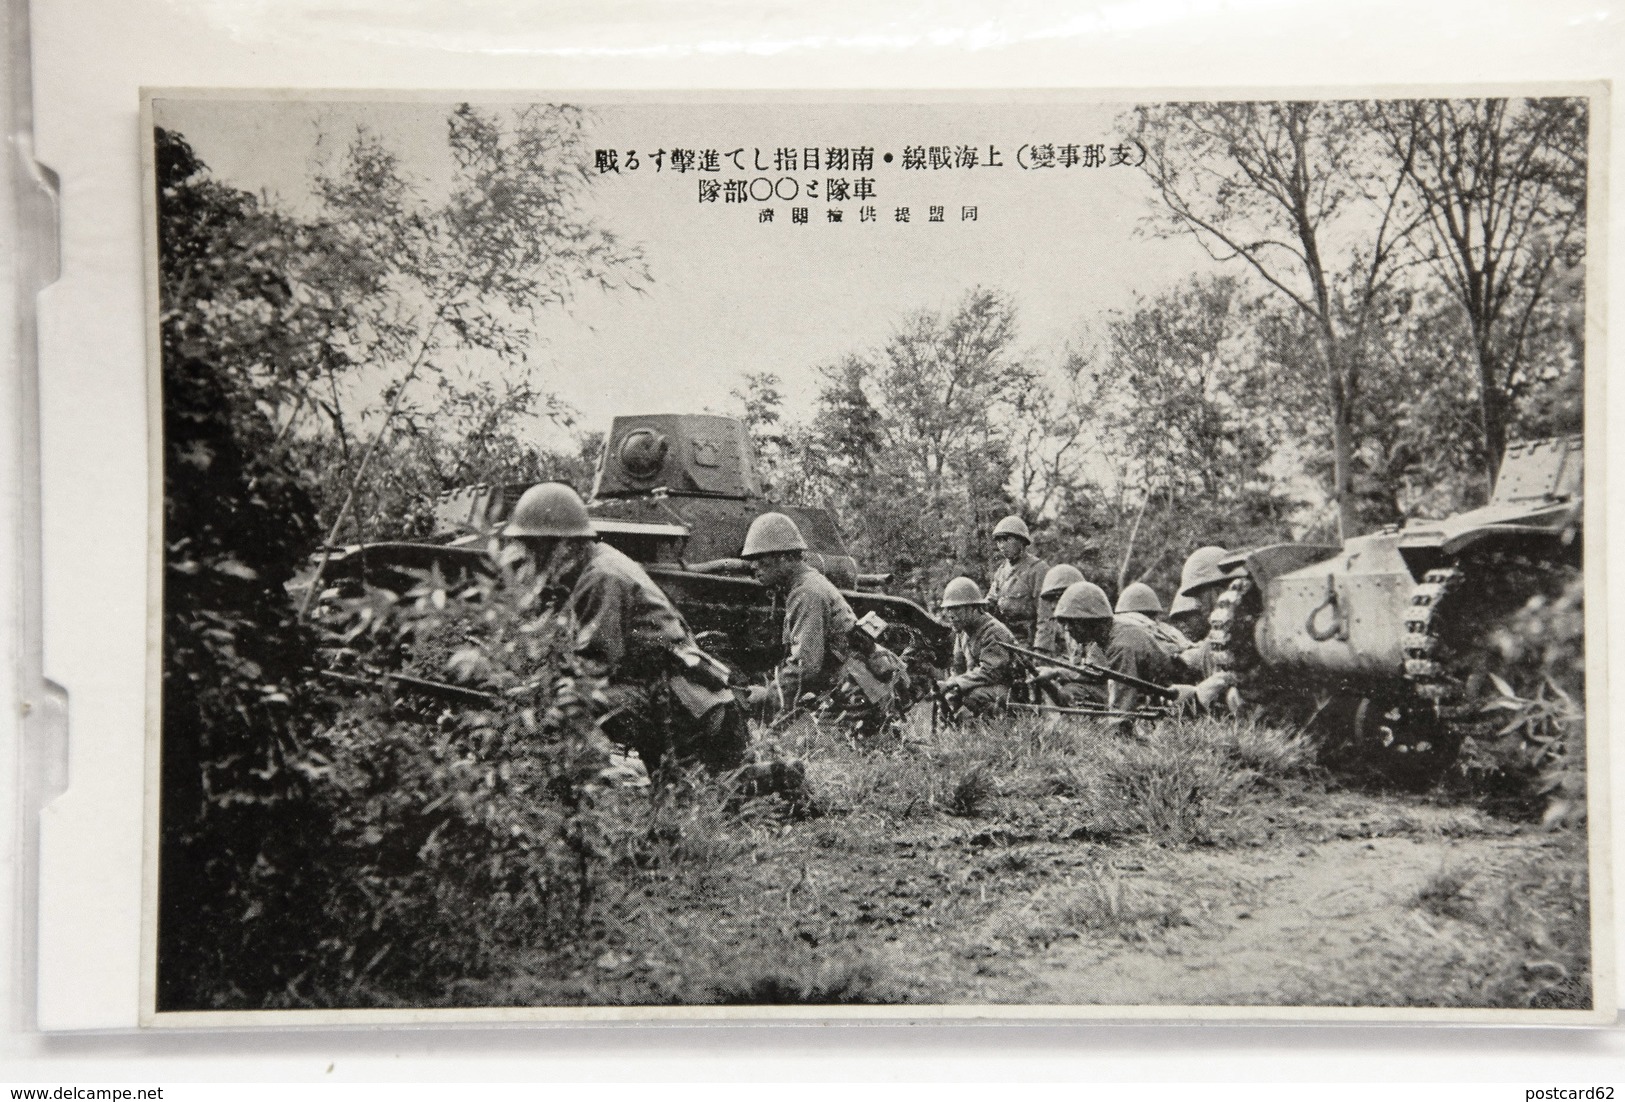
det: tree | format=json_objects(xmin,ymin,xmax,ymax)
[
  {"xmin": 299, "ymin": 104, "xmax": 650, "ymax": 608},
  {"xmin": 1134, "ymin": 101, "xmax": 1419, "ymax": 540},
  {"xmin": 1368, "ymin": 97, "xmax": 1587, "ymax": 488},
  {"xmin": 1096, "ymin": 275, "xmax": 1300, "ymax": 584},
  {"xmin": 797, "ymin": 289, "xmax": 1041, "ymax": 595},
  {"xmin": 155, "ymin": 130, "xmax": 337, "ymax": 1006}
]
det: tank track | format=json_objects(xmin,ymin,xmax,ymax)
[
  {"xmin": 1402, "ymin": 566, "xmax": 1466, "ymax": 709},
  {"xmin": 1207, "ymin": 575, "xmax": 1260, "ymax": 680}
]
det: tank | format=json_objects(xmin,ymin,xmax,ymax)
[
  {"xmin": 311, "ymin": 413, "xmax": 954, "ymax": 683},
  {"xmin": 1206, "ymin": 436, "xmax": 1583, "ymax": 783}
]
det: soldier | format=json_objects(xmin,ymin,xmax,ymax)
[
  {"xmin": 986, "ymin": 515, "xmax": 1051, "ymax": 645},
  {"xmin": 1167, "ymin": 546, "xmax": 1234, "ymax": 681},
  {"xmin": 1053, "ymin": 580, "xmax": 1180, "ymax": 724},
  {"xmin": 1029, "ymin": 563, "xmax": 1100, "ymax": 706},
  {"xmin": 739, "ymin": 512, "xmax": 910, "ymax": 734},
  {"xmin": 1033, "ymin": 563, "xmax": 1083, "ymax": 658},
  {"xmin": 504, "ymin": 483, "xmax": 799, "ymax": 795},
  {"xmin": 936, "ymin": 577, "xmax": 1019, "ymax": 721},
  {"xmin": 1115, "ymin": 581, "xmax": 1194, "ymax": 660}
]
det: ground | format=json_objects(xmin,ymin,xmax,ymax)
[{"xmin": 445, "ymin": 709, "xmax": 1592, "ymax": 1012}]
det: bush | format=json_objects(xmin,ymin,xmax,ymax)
[
  {"xmin": 290, "ymin": 557, "xmax": 619, "ymax": 1002},
  {"xmin": 1452, "ymin": 575, "xmax": 1585, "ymax": 824}
]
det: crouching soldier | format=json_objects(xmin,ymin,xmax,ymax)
[
  {"xmin": 1030, "ymin": 564, "xmax": 1102, "ymax": 707},
  {"xmin": 740, "ymin": 512, "xmax": 909, "ymax": 736},
  {"xmin": 936, "ymin": 577, "xmax": 1018, "ymax": 721},
  {"xmin": 1167, "ymin": 545, "xmax": 1241, "ymax": 712},
  {"xmin": 504, "ymin": 483, "xmax": 801, "ymax": 796},
  {"xmin": 1115, "ymin": 581, "xmax": 1194, "ymax": 660},
  {"xmin": 1053, "ymin": 580, "xmax": 1179, "ymax": 728}
]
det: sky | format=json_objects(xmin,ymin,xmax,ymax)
[{"xmin": 152, "ymin": 94, "xmax": 1215, "ymax": 449}]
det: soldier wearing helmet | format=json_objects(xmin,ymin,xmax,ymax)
[
  {"xmin": 740, "ymin": 512, "xmax": 857, "ymax": 714},
  {"xmin": 1034, "ymin": 564, "xmax": 1083, "ymax": 658},
  {"xmin": 1028, "ymin": 564, "xmax": 1101, "ymax": 707},
  {"xmin": 986, "ymin": 515, "xmax": 1051, "ymax": 646},
  {"xmin": 504, "ymin": 483, "xmax": 797, "ymax": 794},
  {"xmin": 1167, "ymin": 545, "xmax": 1235, "ymax": 680},
  {"xmin": 1054, "ymin": 580, "xmax": 1179, "ymax": 723},
  {"xmin": 936, "ymin": 577, "xmax": 1018, "ymax": 720},
  {"xmin": 1115, "ymin": 581, "xmax": 1194, "ymax": 661}
]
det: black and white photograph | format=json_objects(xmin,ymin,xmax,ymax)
[{"xmin": 143, "ymin": 90, "xmax": 1601, "ymax": 1022}]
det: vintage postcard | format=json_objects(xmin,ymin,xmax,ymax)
[{"xmin": 139, "ymin": 89, "xmax": 1607, "ymax": 1025}]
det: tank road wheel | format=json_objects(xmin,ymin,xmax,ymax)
[
  {"xmin": 1311, "ymin": 692, "xmax": 1464, "ymax": 790},
  {"xmin": 1208, "ymin": 576, "xmax": 1262, "ymax": 683}
]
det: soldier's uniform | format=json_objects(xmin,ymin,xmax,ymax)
[
  {"xmin": 773, "ymin": 561, "xmax": 857, "ymax": 704},
  {"xmin": 946, "ymin": 609, "xmax": 1019, "ymax": 716},
  {"xmin": 567, "ymin": 541, "xmax": 747, "ymax": 774},
  {"xmin": 1115, "ymin": 610, "xmax": 1194, "ymax": 661},
  {"xmin": 1177, "ymin": 636, "xmax": 1222, "ymax": 681},
  {"xmin": 743, "ymin": 512, "xmax": 909, "ymax": 735},
  {"xmin": 1102, "ymin": 617, "xmax": 1180, "ymax": 719},
  {"xmin": 988, "ymin": 550, "xmax": 1051, "ymax": 645}
]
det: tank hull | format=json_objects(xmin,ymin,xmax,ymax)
[{"xmin": 1209, "ymin": 435, "xmax": 1583, "ymax": 786}]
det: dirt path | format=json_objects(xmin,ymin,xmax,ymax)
[{"xmin": 870, "ymin": 798, "xmax": 1575, "ymax": 1008}]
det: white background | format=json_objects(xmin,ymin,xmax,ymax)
[{"xmin": 5, "ymin": 0, "xmax": 1625, "ymax": 1083}]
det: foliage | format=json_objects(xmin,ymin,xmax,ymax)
[
  {"xmin": 290, "ymin": 559, "xmax": 618, "ymax": 1001},
  {"xmin": 156, "ymin": 129, "xmax": 336, "ymax": 1008},
  {"xmin": 252, "ymin": 104, "xmax": 643, "ymax": 549},
  {"xmin": 1462, "ymin": 575, "xmax": 1587, "ymax": 826},
  {"xmin": 1367, "ymin": 97, "xmax": 1588, "ymax": 486},
  {"xmin": 155, "ymin": 118, "xmax": 639, "ymax": 1008},
  {"xmin": 1133, "ymin": 100, "xmax": 1423, "ymax": 540}
]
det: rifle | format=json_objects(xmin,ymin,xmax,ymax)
[
  {"xmin": 1009, "ymin": 701, "xmax": 1167, "ymax": 721},
  {"xmin": 318, "ymin": 666, "xmax": 500, "ymax": 706},
  {"xmin": 993, "ymin": 639, "xmax": 1179, "ymax": 702}
]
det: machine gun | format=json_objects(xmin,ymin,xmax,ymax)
[{"xmin": 992, "ymin": 640, "xmax": 1180, "ymax": 703}]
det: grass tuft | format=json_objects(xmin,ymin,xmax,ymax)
[
  {"xmin": 1411, "ymin": 864, "xmax": 1476, "ymax": 921},
  {"xmin": 706, "ymin": 952, "xmax": 904, "ymax": 1005},
  {"xmin": 949, "ymin": 765, "xmax": 996, "ymax": 818}
]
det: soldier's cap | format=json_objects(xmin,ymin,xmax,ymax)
[
  {"xmin": 941, "ymin": 576, "xmax": 986, "ymax": 608},
  {"xmin": 1116, "ymin": 581, "xmax": 1162, "ymax": 615},
  {"xmin": 741, "ymin": 511, "xmax": 809, "ymax": 558}
]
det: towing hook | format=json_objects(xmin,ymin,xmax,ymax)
[{"xmin": 1306, "ymin": 573, "xmax": 1350, "ymax": 642}]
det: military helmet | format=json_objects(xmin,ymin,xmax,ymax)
[
  {"xmin": 1054, "ymin": 580, "xmax": 1113, "ymax": 621},
  {"xmin": 741, "ymin": 512, "xmax": 808, "ymax": 558},
  {"xmin": 940, "ymin": 576, "xmax": 986, "ymax": 608},
  {"xmin": 992, "ymin": 515, "xmax": 1032, "ymax": 544},
  {"xmin": 1040, "ymin": 563, "xmax": 1084, "ymax": 598},
  {"xmin": 1116, "ymin": 581, "xmax": 1163, "ymax": 615},
  {"xmin": 502, "ymin": 482, "xmax": 595, "ymax": 539},
  {"xmin": 1177, "ymin": 545, "xmax": 1231, "ymax": 597}
]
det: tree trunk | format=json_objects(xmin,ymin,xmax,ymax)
[
  {"xmin": 1476, "ymin": 343, "xmax": 1508, "ymax": 494},
  {"xmin": 1330, "ymin": 410, "xmax": 1357, "ymax": 544},
  {"xmin": 1319, "ymin": 329, "xmax": 1359, "ymax": 543}
]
